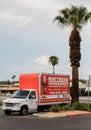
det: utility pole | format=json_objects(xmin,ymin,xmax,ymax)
[{"xmin": 88, "ymin": 75, "xmax": 91, "ymax": 111}]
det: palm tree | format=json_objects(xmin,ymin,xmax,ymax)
[
  {"xmin": 49, "ymin": 56, "xmax": 59, "ymax": 74},
  {"xmin": 54, "ymin": 5, "xmax": 91, "ymax": 105}
]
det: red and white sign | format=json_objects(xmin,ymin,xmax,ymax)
[{"xmin": 40, "ymin": 74, "xmax": 70, "ymax": 104}]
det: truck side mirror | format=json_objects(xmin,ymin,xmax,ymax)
[{"xmin": 29, "ymin": 92, "xmax": 36, "ymax": 99}]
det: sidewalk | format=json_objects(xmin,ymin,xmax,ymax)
[{"xmin": 33, "ymin": 110, "xmax": 91, "ymax": 118}]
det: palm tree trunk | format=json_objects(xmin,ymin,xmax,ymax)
[
  {"xmin": 53, "ymin": 65, "xmax": 55, "ymax": 74},
  {"xmin": 71, "ymin": 65, "xmax": 79, "ymax": 105}
]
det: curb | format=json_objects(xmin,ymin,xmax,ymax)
[
  {"xmin": 66, "ymin": 112, "xmax": 91, "ymax": 117},
  {"xmin": 33, "ymin": 112, "xmax": 91, "ymax": 118}
]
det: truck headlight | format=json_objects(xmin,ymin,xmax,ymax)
[
  {"xmin": 14, "ymin": 103, "xmax": 21, "ymax": 107},
  {"xmin": 2, "ymin": 102, "xmax": 5, "ymax": 107}
]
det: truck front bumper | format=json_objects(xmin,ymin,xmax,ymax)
[{"xmin": 2, "ymin": 106, "xmax": 21, "ymax": 112}]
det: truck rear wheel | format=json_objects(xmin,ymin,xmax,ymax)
[
  {"xmin": 20, "ymin": 106, "xmax": 28, "ymax": 116},
  {"xmin": 38, "ymin": 105, "xmax": 51, "ymax": 112},
  {"xmin": 4, "ymin": 110, "xmax": 11, "ymax": 115}
]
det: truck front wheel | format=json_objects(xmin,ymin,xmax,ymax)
[
  {"xmin": 4, "ymin": 110, "xmax": 11, "ymax": 115},
  {"xmin": 20, "ymin": 106, "xmax": 28, "ymax": 116}
]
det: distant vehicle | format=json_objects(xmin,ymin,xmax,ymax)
[
  {"xmin": 2, "ymin": 73, "xmax": 70, "ymax": 115},
  {"xmin": 85, "ymin": 87, "xmax": 91, "ymax": 96},
  {"xmin": 80, "ymin": 88, "xmax": 86, "ymax": 96}
]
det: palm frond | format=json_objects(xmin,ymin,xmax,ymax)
[{"xmin": 54, "ymin": 5, "xmax": 91, "ymax": 30}]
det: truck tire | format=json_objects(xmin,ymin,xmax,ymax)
[
  {"xmin": 4, "ymin": 110, "xmax": 11, "ymax": 115},
  {"xmin": 38, "ymin": 105, "xmax": 51, "ymax": 112},
  {"xmin": 20, "ymin": 106, "xmax": 28, "ymax": 116}
]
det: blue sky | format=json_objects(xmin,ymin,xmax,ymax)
[{"xmin": 0, "ymin": 0, "xmax": 91, "ymax": 81}]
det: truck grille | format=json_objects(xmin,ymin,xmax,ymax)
[{"xmin": 5, "ymin": 103, "xmax": 14, "ymax": 107}]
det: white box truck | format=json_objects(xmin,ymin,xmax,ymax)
[{"xmin": 2, "ymin": 73, "xmax": 70, "ymax": 115}]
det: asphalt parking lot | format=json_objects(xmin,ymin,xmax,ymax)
[{"xmin": 1, "ymin": 108, "xmax": 91, "ymax": 130}]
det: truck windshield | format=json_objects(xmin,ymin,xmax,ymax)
[{"xmin": 11, "ymin": 90, "xmax": 30, "ymax": 99}]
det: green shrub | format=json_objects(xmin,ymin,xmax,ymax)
[
  {"xmin": 87, "ymin": 104, "xmax": 91, "ymax": 111},
  {"xmin": 49, "ymin": 104, "xmax": 71, "ymax": 112},
  {"xmin": 0, "ymin": 100, "xmax": 2, "ymax": 106},
  {"xmin": 49, "ymin": 105, "xmax": 60, "ymax": 112},
  {"xmin": 61, "ymin": 104, "xmax": 71, "ymax": 111},
  {"xmin": 71, "ymin": 102, "xmax": 88, "ymax": 111}
]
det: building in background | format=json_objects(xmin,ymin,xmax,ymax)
[{"xmin": 0, "ymin": 81, "xmax": 19, "ymax": 95}]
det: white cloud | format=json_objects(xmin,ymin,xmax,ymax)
[
  {"xmin": 0, "ymin": 9, "xmax": 33, "ymax": 27},
  {"xmin": 16, "ymin": 0, "xmax": 33, "ymax": 7},
  {"xmin": 32, "ymin": 55, "xmax": 50, "ymax": 73},
  {"xmin": 16, "ymin": 0, "xmax": 60, "ymax": 10},
  {"xmin": 34, "ymin": 55, "xmax": 49, "ymax": 66}
]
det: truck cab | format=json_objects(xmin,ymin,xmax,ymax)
[{"xmin": 2, "ymin": 89, "xmax": 38, "ymax": 115}]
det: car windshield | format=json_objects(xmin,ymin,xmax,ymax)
[{"xmin": 11, "ymin": 90, "xmax": 30, "ymax": 99}]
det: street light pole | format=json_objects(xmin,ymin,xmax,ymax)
[
  {"xmin": 12, "ymin": 75, "xmax": 16, "ymax": 87},
  {"xmin": 88, "ymin": 79, "xmax": 89, "ymax": 111},
  {"xmin": 88, "ymin": 75, "xmax": 91, "ymax": 111}
]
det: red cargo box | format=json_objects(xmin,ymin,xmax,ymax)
[{"xmin": 19, "ymin": 73, "xmax": 70, "ymax": 105}]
